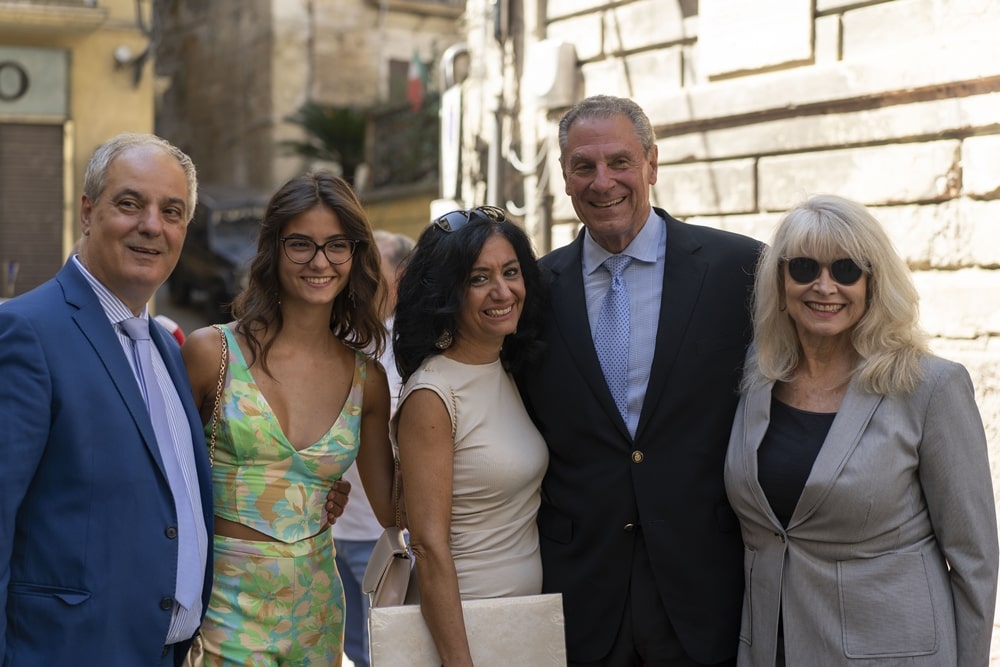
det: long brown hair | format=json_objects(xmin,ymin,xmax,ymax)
[{"xmin": 231, "ymin": 171, "xmax": 386, "ymax": 376}]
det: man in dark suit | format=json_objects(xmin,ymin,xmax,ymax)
[
  {"xmin": 0, "ymin": 133, "xmax": 212, "ymax": 666},
  {"xmin": 518, "ymin": 95, "xmax": 762, "ymax": 666}
]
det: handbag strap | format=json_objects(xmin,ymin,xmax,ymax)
[
  {"xmin": 387, "ymin": 385, "xmax": 453, "ymax": 530},
  {"xmin": 391, "ymin": 453, "xmax": 403, "ymax": 529},
  {"xmin": 207, "ymin": 324, "xmax": 228, "ymax": 468}
]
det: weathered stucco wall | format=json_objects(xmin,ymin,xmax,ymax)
[{"xmin": 156, "ymin": 0, "xmax": 461, "ymax": 195}]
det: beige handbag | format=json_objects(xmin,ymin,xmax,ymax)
[
  {"xmin": 362, "ymin": 525, "xmax": 412, "ymax": 607},
  {"xmin": 368, "ymin": 593, "xmax": 567, "ymax": 666},
  {"xmin": 361, "ymin": 453, "xmax": 412, "ymax": 608},
  {"xmin": 362, "ymin": 456, "xmax": 566, "ymax": 665},
  {"xmin": 180, "ymin": 634, "xmax": 206, "ymax": 667}
]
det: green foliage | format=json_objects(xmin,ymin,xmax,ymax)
[
  {"xmin": 281, "ymin": 102, "xmax": 367, "ymax": 185},
  {"xmin": 369, "ymin": 93, "xmax": 441, "ymax": 188}
]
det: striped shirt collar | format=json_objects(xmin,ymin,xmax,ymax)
[{"xmin": 71, "ymin": 255, "xmax": 150, "ymax": 326}]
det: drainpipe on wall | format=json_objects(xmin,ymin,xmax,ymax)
[
  {"xmin": 435, "ymin": 43, "xmax": 469, "ymax": 217},
  {"xmin": 486, "ymin": 99, "xmax": 501, "ymax": 207},
  {"xmin": 486, "ymin": 0, "xmax": 509, "ymax": 207}
]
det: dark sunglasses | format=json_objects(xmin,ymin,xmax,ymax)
[
  {"xmin": 432, "ymin": 205, "xmax": 506, "ymax": 233},
  {"xmin": 785, "ymin": 257, "xmax": 866, "ymax": 286}
]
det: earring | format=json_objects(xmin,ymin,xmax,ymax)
[{"xmin": 435, "ymin": 330, "xmax": 453, "ymax": 350}]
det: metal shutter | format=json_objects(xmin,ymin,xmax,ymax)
[{"xmin": 0, "ymin": 123, "xmax": 64, "ymax": 297}]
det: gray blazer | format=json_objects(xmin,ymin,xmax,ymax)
[{"xmin": 724, "ymin": 354, "xmax": 998, "ymax": 666}]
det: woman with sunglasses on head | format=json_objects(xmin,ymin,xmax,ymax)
[
  {"xmin": 724, "ymin": 194, "xmax": 998, "ymax": 666},
  {"xmin": 181, "ymin": 172, "xmax": 396, "ymax": 665},
  {"xmin": 392, "ymin": 206, "xmax": 548, "ymax": 666}
]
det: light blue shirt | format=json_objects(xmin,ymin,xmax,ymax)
[
  {"xmin": 583, "ymin": 209, "xmax": 666, "ymax": 438},
  {"xmin": 72, "ymin": 255, "xmax": 206, "ymax": 643}
]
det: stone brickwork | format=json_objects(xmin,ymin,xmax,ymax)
[{"xmin": 454, "ymin": 0, "xmax": 1000, "ymax": 580}]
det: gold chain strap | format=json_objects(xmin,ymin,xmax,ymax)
[
  {"xmin": 391, "ymin": 454, "xmax": 402, "ymax": 529},
  {"xmin": 449, "ymin": 387, "xmax": 458, "ymax": 440},
  {"xmin": 390, "ymin": 386, "xmax": 457, "ymax": 529},
  {"xmin": 207, "ymin": 324, "xmax": 228, "ymax": 468}
]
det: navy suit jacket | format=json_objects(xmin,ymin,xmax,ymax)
[
  {"xmin": 0, "ymin": 261, "xmax": 214, "ymax": 666},
  {"xmin": 517, "ymin": 209, "xmax": 762, "ymax": 663}
]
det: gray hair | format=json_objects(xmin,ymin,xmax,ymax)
[
  {"xmin": 374, "ymin": 229, "xmax": 416, "ymax": 270},
  {"xmin": 558, "ymin": 95, "xmax": 656, "ymax": 162},
  {"xmin": 82, "ymin": 133, "xmax": 198, "ymax": 223}
]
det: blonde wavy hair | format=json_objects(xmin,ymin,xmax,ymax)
[{"xmin": 744, "ymin": 194, "xmax": 928, "ymax": 395}]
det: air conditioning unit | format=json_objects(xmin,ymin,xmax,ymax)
[{"xmin": 525, "ymin": 40, "xmax": 577, "ymax": 110}]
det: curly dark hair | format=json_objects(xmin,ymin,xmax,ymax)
[
  {"xmin": 230, "ymin": 171, "xmax": 386, "ymax": 376},
  {"xmin": 393, "ymin": 211, "xmax": 545, "ymax": 382}
]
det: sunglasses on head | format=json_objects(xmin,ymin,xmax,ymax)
[
  {"xmin": 432, "ymin": 205, "xmax": 506, "ymax": 233},
  {"xmin": 785, "ymin": 257, "xmax": 866, "ymax": 286}
]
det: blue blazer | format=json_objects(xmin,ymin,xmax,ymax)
[{"xmin": 0, "ymin": 261, "xmax": 214, "ymax": 666}]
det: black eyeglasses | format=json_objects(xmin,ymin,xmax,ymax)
[
  {"xmin": 785, "ymin": 257, "xmax": 866, "ymax": 286},
  {"xmin": 280, "ymin": 236, "xmax": 359, "ymax": 265},
  {"xmin": 432, "ymin": 205, "xmax": 506, "ymax": 233}
]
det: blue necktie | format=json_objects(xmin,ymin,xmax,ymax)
[
  {"xmin": 120, "ymin": 317, "xmax": 204, "ymax": 610},
  {"xmin": 594, "ymin": 255, "xmax": 632, "ymax": 421}
]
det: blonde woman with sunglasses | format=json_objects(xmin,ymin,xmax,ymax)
[{"xmin": 724, "ymin": 194, "xmax": 998, "ymax": 666}]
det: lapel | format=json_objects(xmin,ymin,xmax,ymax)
[
  {"xmin": 738, "ymin": 379, "xmax": 884, "ymax": 530},
  {"xmin": 635, "ymin": 212, "xmax": 707, "ymax": 441},
  {"xmin": 151, "ymin": 318, "xmax": 213, "ymax": 474},
  {"xmin": 151, "ymin": 318, "xmax": 214, "ymax": 524},
  {"xmin": 544, "ymin": 212, "xmax": 715, "ymax": 442},
  {"xmin": 58, "ymin": 262, "xmax": 169, "ymax": 477},
  {"xmin": 738, "ymin": 381, "xmax": 781, "ymax": 525},
  {"xmin": 545, "ymin": 230, "xmax": 629, "ymax": 438},
  {"xmin": 789, "ymin": 382, "xmax": 882, "ymax": 528}
]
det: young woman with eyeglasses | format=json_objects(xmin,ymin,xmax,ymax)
[
  {"xmin": 724, "ymin": 194, "xmax": 998, "ymax": 666},
  {"xmin": 391, "ymin": 207, "xmax": 548, "ymax": 666},
  {"xmin": 181, "ymin": 171, "xmax": 396, "ymax": 665}
]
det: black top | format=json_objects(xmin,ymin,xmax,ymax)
[{"xmin": 757, "ymin": 397, "xmax": 835, "ymax": 527}]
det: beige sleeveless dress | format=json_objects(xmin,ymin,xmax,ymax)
[{"xmin": 393, "ymin": 354, "xmax": 547, "ymax": 598}]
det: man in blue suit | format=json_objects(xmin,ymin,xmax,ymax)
[{"xmin": 0, "ymin": 133, "xmax": 213, "ymax": 666}]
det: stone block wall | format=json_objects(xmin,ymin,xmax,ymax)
[{"xmin": 457, "ymin": 0, "xmax": 1000, "ymax": 502}]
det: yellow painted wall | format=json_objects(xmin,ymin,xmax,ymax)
[
  {"xmin": 0, "ymin": 0, "xmax": 155, "ymax": 248},
  {"xmin": 362, "ymin": 185, "xmax": 437, "ymax": 242}
]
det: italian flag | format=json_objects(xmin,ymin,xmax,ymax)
[{"xmin": 407, "ymin": 50, "xmax": 427, "ymax": 113}]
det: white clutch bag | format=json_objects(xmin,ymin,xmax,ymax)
[{"xmin": 368, "ymin": 592, "xmax": 567, "ymax": 666}]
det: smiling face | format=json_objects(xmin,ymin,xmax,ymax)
[
  {"xmin": 784, "ymin": 255, "xmax": 868, "ymax": 350},
  {"xmin": 453, "ymin": 234, "xmax": 525, "ymax": 354},
  {"xmin": 79, "ymin": 145, "xmax": 190, "ymax": 315},
  {"xmin": 562, "ymin": 114, "xmax": 658, "ymax": 253},
  {"xmin": 277, "ymin": 205, "xmax": 352, "ymax": 308}
]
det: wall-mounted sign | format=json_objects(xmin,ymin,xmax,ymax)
[
  {"xmin": 0, "ymin": 47, "xmax": 68, "ymax": 118},
  {"xmin": 0, "ymin": 62, "xmax": 30, "ymax": 102}
]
